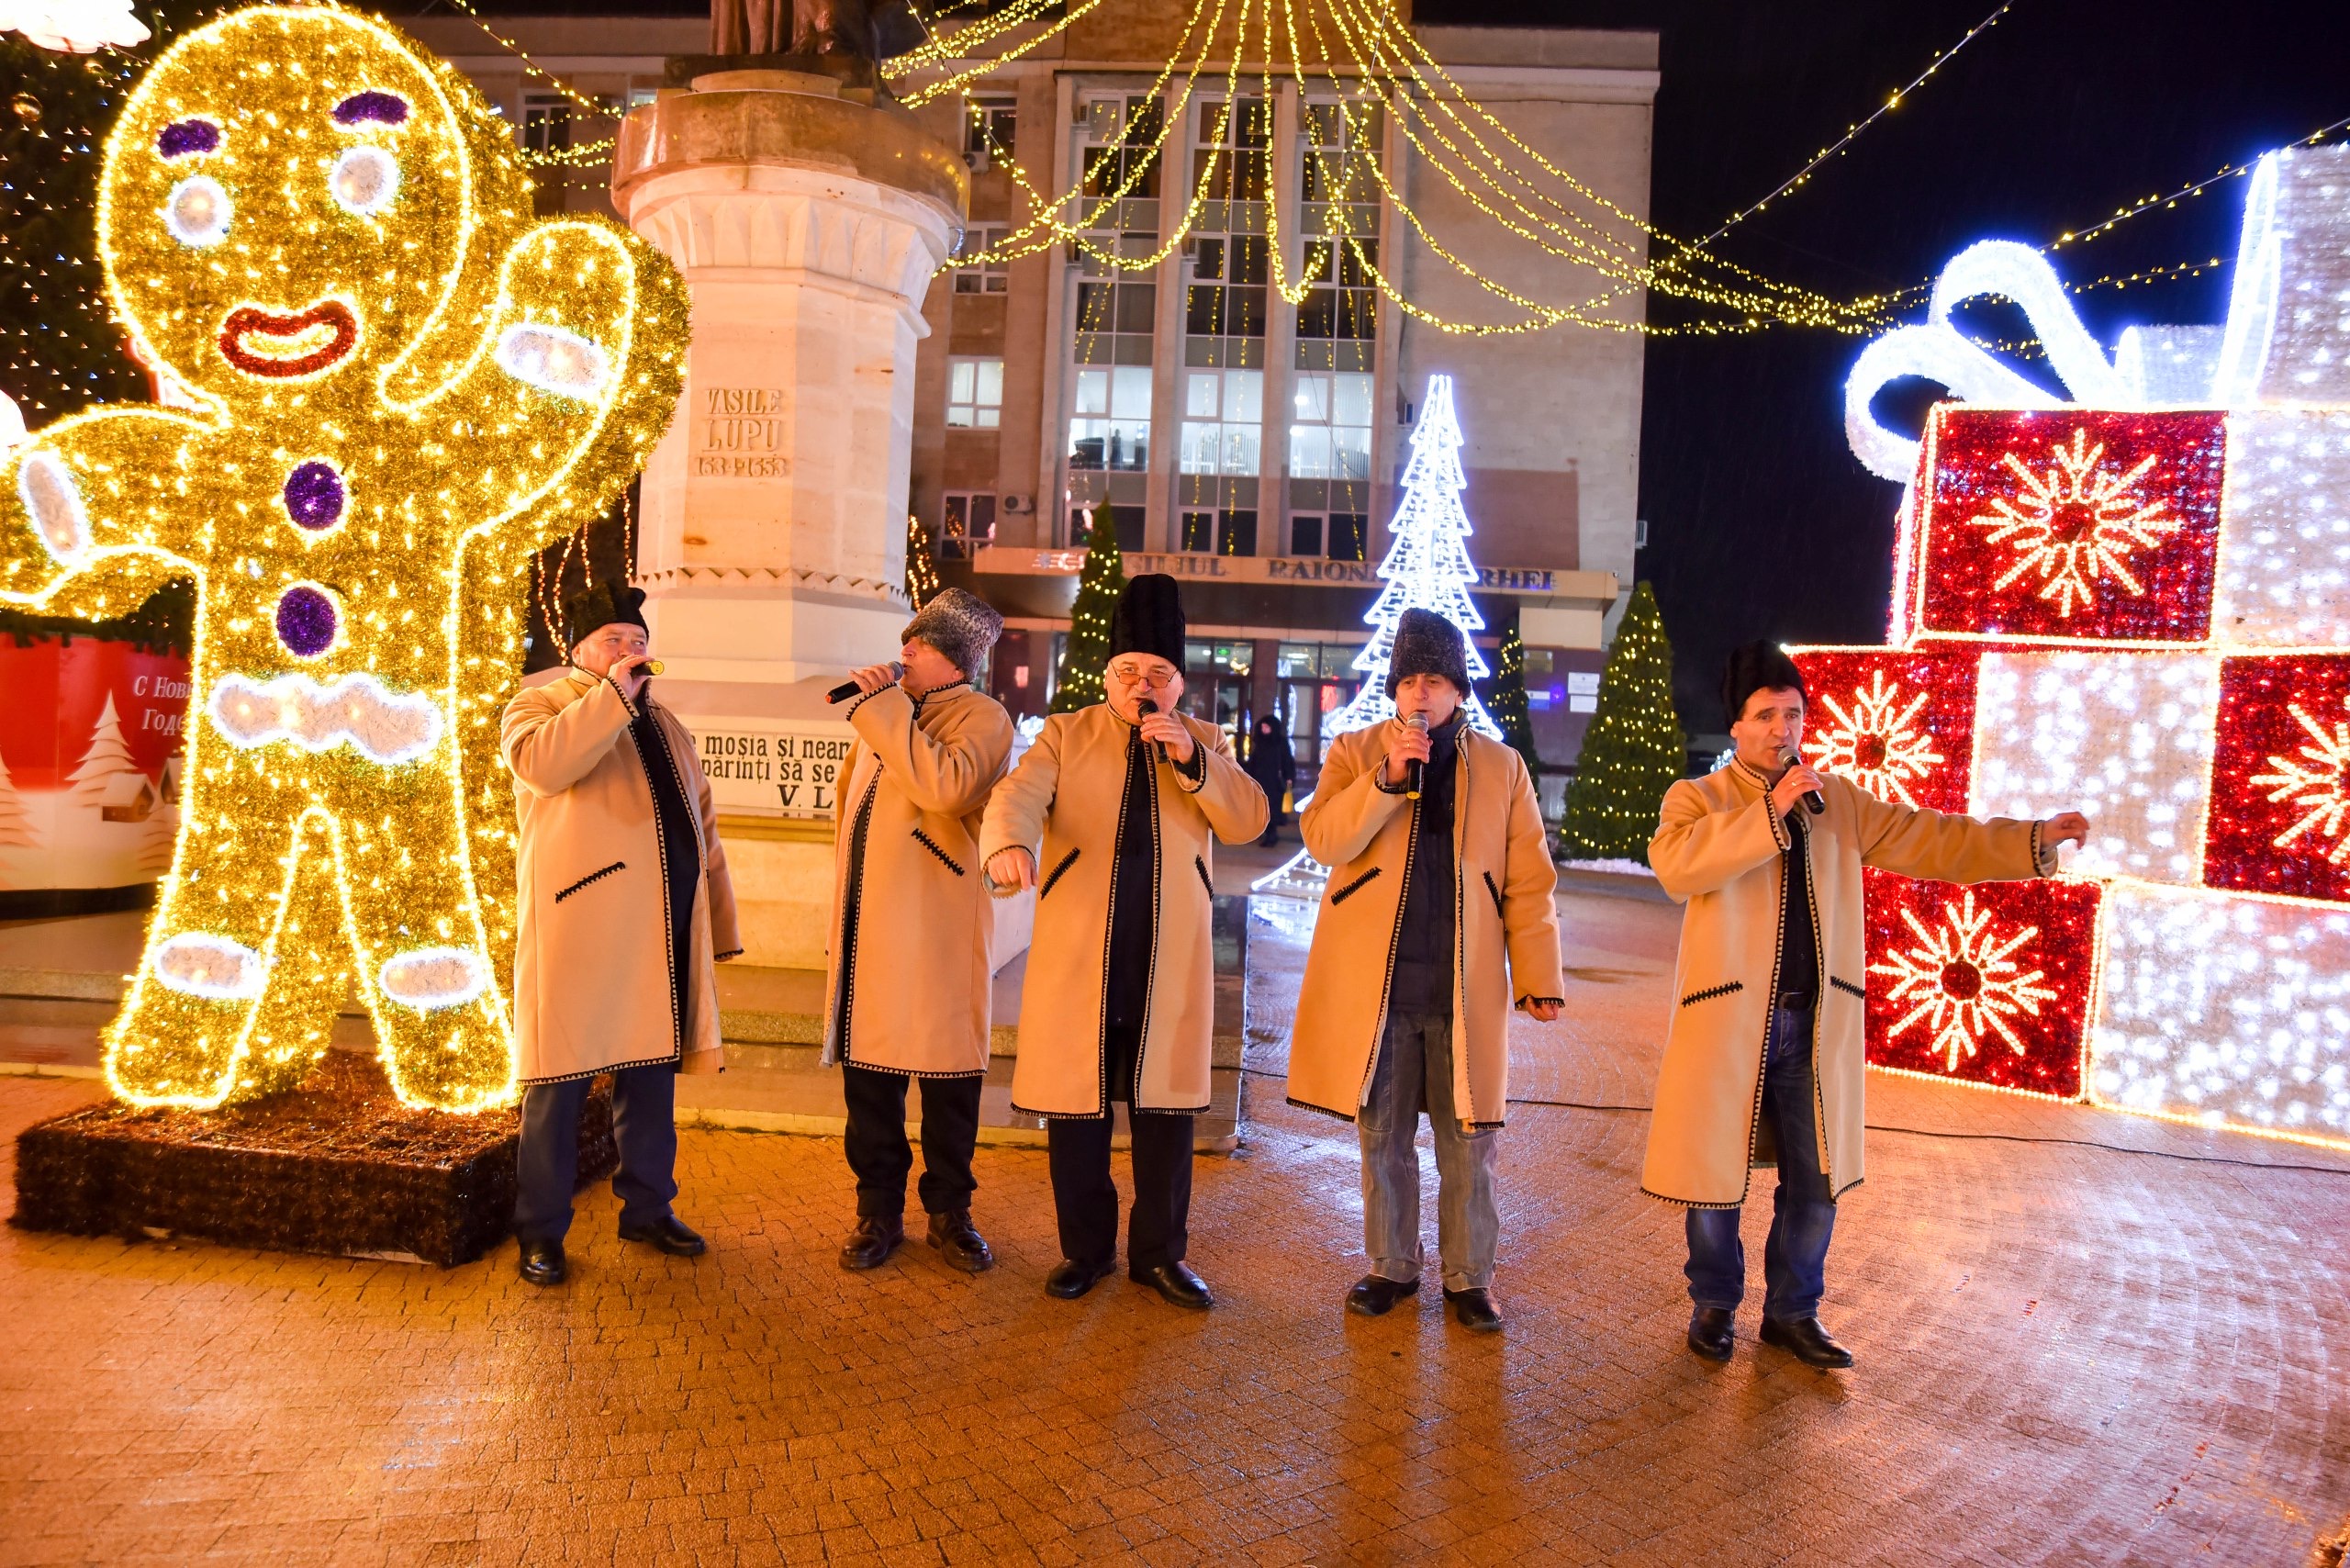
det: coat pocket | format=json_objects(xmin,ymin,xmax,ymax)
[
  {"xmin": 1678, "ymin": 980, "xmax": 1744, "ymax": 1008},
  {"xmin": 1481, "ymin": 868, "xmax": 1505, "ymax": 921},
  {"xmin": 1829, "ymin": 976, "xmax": 1866, "ymax": 1001},
  {"xmin": 1329, "ymin": 866, "xmax": 1382, "ymax": 906},
  {"xmin": 1194, "ymin": 856, "xmax": 1214, "ymax": 898},
  {"xmin": 1039, "ymin": 846, "xmax": 1080, "ymax": 901},
  {"xmin": 912, "ymin": 827, "xmax": 966, "ymax": 877},
  {"xmin": 554, "ymin": 861, "xmax": 626, "ymax": 903}
]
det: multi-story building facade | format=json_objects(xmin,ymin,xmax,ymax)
[{"xmin": 397, "ymin": 5, "xmax": 1656, "ymax": 791}]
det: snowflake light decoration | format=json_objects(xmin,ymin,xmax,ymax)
[
  {"xmin": 1809, "ymin": 669, "xmax": 1945, "ymax": 807},
  {"xmin": 1969, "ymin": 428, "xmax": 2181, "ymax": 619},
  {"xmin": 2248, "ymin": 696, "xmax": 2350, "ymax": 865},
  {"xmin": 1870, "ymin": 890, "xmax": 2060, "ymax": 1072}
]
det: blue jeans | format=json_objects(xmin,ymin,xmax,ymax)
[
  {"xmin": 1684, "ymin": 1007, "xmax": 1835, "ymax": 1321},
  {"xmin": 514, "ymin": 1063, "xmax": 679, "ymax": 1244},
  {"xmin": 1360, "ymin": 1011, "xmax": 1500, "ymax": 1293}
]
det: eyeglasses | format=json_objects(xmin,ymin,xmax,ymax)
[{"xmin": 1107, "ymin": 664, "xmax": 1175, "ymax": 688}]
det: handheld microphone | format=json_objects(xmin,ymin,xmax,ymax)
[
  {"xmin": 1779, "ymin": 746, "xmax": 1826, "ymax": 815},
  {"xmin": 823, "ymin": 662, "xmax": 903, "ymax": 704},
  {"xmin": 1136, "ymin": 696, "xmax": 1167, "ymax": 760},
  {"xmin": 1404, "ymin": 711, "xmax": 1428, "ymax": 801}
]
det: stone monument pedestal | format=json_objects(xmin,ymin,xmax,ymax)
[{"xmin": 614, "ymin": 69, "xmax": 968, "ymax": 969}]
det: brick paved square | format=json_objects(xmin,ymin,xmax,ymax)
[{"xmin": 4, "ymin": 892, "xmax": 2347, "ymax": 1565}]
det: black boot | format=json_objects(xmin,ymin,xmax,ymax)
[
  {"xmin": 1130, "ymin": 1260, "xmax": 1214, "ymax": 1310},
  {"xmin": 1443, "ymin": 1287, "xmax": 1504, "ymax": 1333},
  {"xmin": 617, "ymin": 1215, "xmax": 706, "ymax": 1257},
  {"xmin": 1760, "ymin": 1315, "xmax": 1853, "ymax": 1368},
  {"xmin": 925, "ymin": 1209, "xmax": 994, "ymax": 1273},
  {"xmin": 1344, "ymin": 1273, "xmax": 1420, "ymax": 1317},
  {"xmin": 1686, "ymin": 1306, "xmax": 1734, "ymax": 1362},
  {"xmin": 517, "ymin": 1237, "xmax": 566, "ymax": 1287},
  {"xmin": 838, "ymin": 1215, "xmax": 904, "ymax": 1271}
]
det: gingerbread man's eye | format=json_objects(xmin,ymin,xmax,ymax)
[
  {"xmin": 332, "ymin": 91, "xmax": 409, "ymax": 127},
  {"xmin": 330, "ymin": 146, "xmax": 398, "ymax": 216},
  {"xmin": 157, "ymin": 118, "xmax": 220, "ymax": 159},
  {"xmin": 164, "ymin": 175, "xmax": 231, "ymax": 247}
]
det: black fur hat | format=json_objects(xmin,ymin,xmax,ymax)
[
  {"xmin": 1719, "ymin": 640, "xmax": 1807, "ymax": 726},
  {"xmin": 565, "ymin": 580, "xmax": 647, "ymax": 647},
  {"xmin": 901, "ymin": 587, "xmax": 1003, "ymax": 675},
  {"xmin": 1108, "ymin": 574, "xmax": 1186, "ymax": 667},
  {"xmin": 1386, "ymin": 608, "xmax": 1471, "ymax": 697}
]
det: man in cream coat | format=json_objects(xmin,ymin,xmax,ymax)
[
  {"xmin": 979, "ymin": 576, "xmax": 1268, "ymax": 1309},
  {"xmin": 501, "ymin": 583, "xmax": 741, "ymax": 1287},
  {"xmin": 1646, "ymin": 642, "xmax": 2087, "ymax": 1368},
  {"xmin": 827, "ymin": 588, "xmax": 1014, "ymax": 1274}
]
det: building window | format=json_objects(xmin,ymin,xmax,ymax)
[
  {"xmin": 1180, "ymin": 509, "xmax": 1257, "ymax": 555},
  {"xmin": 1295, "ymin": 240, "xmax": 1378, "ymax": 344},
  {"xmin": 1192, "ymin": 95, "xmax": 1270, "ymax": 204},
  {"xmin": 1071, "ymin": 504, "xmax": 1147, "ymax": 553},
  {"xmin": 963, "ymin": 94, "xmax": 1016, "ymax": 170},
  {"xmin": 947, "ymin": 356, "xmax": 1003, "ymax": 428},
  {"xmin": 1286, "ymin": 512, "xmax": 1368, "ymax": 560},
  {"xmin": 1180, "ymin": 367, "xmax": 1262, "ymax": 476},
  {"xmin": 1184, "ymin": 235, "xmax": 1270, "ymax": 341},
  {"xmin": 1068, "ymin": 364, "xmax": 1151, "ymax": 471},
  {"xmin": 952, "ymin": 225, "xmax": 1009, "ymax": 294},
  {"xmin": 1078, "ymin": 94, "xmax": 1163, "ymax": 200},
  {"xmin": 940, "ymin": 492, "xmax": 996, "ymax": 560},
  {"xmin": 520, "ymin": 93, "xmax": 572, "ymax": 155},
  {"xmin": 1289, "ymin": 371, "xmax": 1373, "ymax": 481}
]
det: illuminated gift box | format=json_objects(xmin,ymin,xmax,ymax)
[
  {"xmin": 1786, "ymin": 645, "xmax": 1978, "ymax": 813},
  {"xmin": 1807, "ymin": 142, "xmax": 2350, "ymax": 1145},
  {"xmin": 2204, "ymin": 652, "xmax": 2350, "ymax": 904},
  {"xmin": 1860, "ymin": 868, "xmax": 2101, "ymax": 1102},
  {"xmin": 1908, "ymin": 408, "xmax": 2226, "ymax": 644}
]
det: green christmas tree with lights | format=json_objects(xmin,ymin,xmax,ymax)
[
  {"xmin": 1560, "ymin": 581, "xmax": 1686, "ymax": 864},
  {"xmin": 1049, "ymin": 500, "xmax": 1125, "ymax": 712},
  {"xmin": 903, "ymin": 511, "xmax": 941, "ymax": 611},
  {"xmin": 1484, "ymin": 620, "xmax": 1541, "ymax": 780}
]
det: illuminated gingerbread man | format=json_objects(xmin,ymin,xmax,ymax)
[{"xmin": 0, "ymin": 6, "xmax": 687, "ymax": 1112}]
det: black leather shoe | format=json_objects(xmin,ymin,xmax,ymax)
[
  {"xmin": 1443, "ymin": 1287, "xmax": 1504, "ymax": 1333},
  {"xmin": 925, "ymin": 1209, "xmax": 993, "ymax": 1273},
  {"xmin": 1344, "ymin": 1273, "xmax": 1420, "ymax": 1317},
  {"xmin": 1130, "ymin": 1260, "xmax": 1214, "ymax": 1310},
  {"xmin": 1045, "ymin": 1257, "xmax": 1112, "ymax": 1299},
  {"xmin": 1687, "ymin": 1306, "xmax": 1735, "ymax": 1362},
  {"xmin": 517, "ymin": 1237, "xmax": 566, "ymax": 1287},
  {"xmin": 838, "ymin": 1216, "xmax": 903, "ymax": 1271},
  {"xmin": 1761, "ymin": 1315, "xmax": 1853, "ymax": 1368},
  {"xmin": 618, "ymin": 1215, "xmax": 706, "ymax": 1257}
]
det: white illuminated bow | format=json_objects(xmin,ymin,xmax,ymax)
[{"xmin": 1842, "ymin": 240, "xmax": 2142, "ymax": 483}]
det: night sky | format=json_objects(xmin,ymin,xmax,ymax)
[{"xmin": 1424, "ymin": 0, "xmax": 2350, "ymax": 740}]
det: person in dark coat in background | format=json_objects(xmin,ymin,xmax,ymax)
[{"xmin": 1245, "ymin": 714, "xmax": 1295, "ymax": 846}]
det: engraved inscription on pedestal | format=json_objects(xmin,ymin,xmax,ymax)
[
  {"xmin": 697, "ymin": 722, "xmax": 854, "ymax": 816},
  {"xmin": 694, "ymin": 386, "xmax": 789, "ymax": 479}
]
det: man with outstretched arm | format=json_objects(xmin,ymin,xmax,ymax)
[
  {"xmin": 1285, "ymin": 609, "xmax": 1564, "ymax": 1333},
  {"xmin": 1644, "ymin": 641, "xmax": 2090, "ymax": 1368},
  {"xmin": 978, "ymin": 575, "xmax": 1268, "ymax": 1310},
  {"xmin": 826, "ymin": 588, "xmax": 1015, "ymax": 1274}
]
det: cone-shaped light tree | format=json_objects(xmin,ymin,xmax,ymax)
[
  {"xmin": 1559, "ymin": 581, "xmax": 1687, "ymax": 864},
  {"xmin": 1049, "ymin": 499, "xmax": 1125, "ymax": 712},
  {"xmin": 1325, "ymin": 373, "xmax": 1499, "ymax": 739}
]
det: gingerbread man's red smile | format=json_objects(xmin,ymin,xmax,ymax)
[{"xmin": 218, "ymin": 299, "xmax": 360, "ymax": 377}]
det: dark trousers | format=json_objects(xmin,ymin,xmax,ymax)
[
  {"xmin": 1684, "ymin": 1006, "xmax": 1837, "ymax": 1321},
  {"xmin": 1046, "ymin": 1108, "xmax": 1194, "ymax": 1272},
  {"xmin": 514, "ymin": 1062, "xmax": 678, "ymax": 1244},
  {"xmin": 841, "ymin": 1062, "xmax": 983, "ymax": 1220}
]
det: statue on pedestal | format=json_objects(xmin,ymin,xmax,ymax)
[{"xmin": 708, "ymin": 0, "xmax": 931, "ymax": 67}]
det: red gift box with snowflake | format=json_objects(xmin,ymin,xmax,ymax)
[
  {"xmin": 1907, "ymin": 409, "xmax": 2227, "ymax": 645},
  {"xmin": 1859, "ymin": 868, "xmax": 2101, "ymax": 1101},
  {"xmin": 1812, "ymin": 145, "xmax": 2350, "ymax": 1146}
]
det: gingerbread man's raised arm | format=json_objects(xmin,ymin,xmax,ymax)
[{"xmin": 405, "ymin": 218, "xmax": 688, "ymax": 560}]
